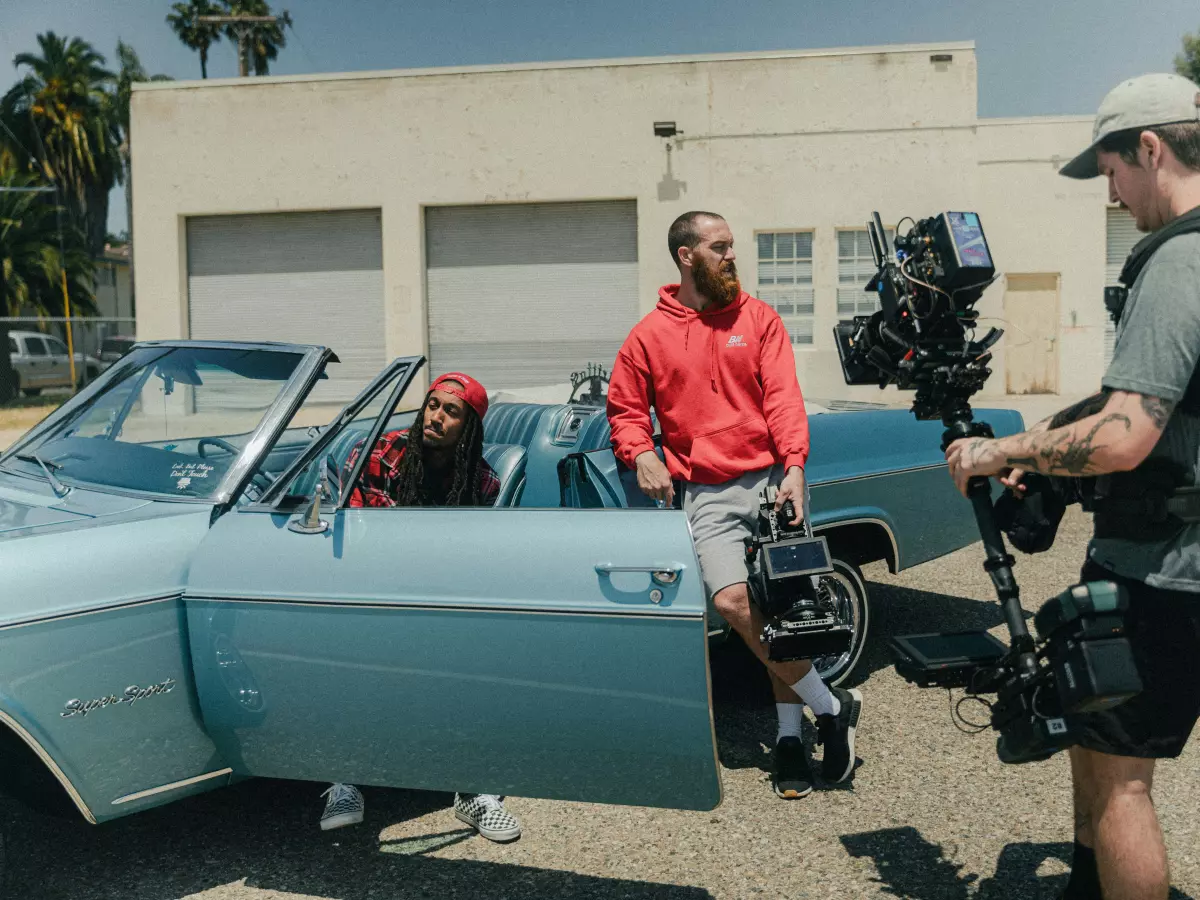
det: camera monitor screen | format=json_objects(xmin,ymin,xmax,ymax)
[
  {"xmin": 764, "ymin": 536, "xmax": 833, "ymax": 579},
  {"xmin": 946, "ymin": 211, "xmax": 993, "ymax": 270},
  {"xmin": 893, "ymin": 631, "xmax": 1007, "ymax": 667}
]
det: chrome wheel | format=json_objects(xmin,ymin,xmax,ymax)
[{"xmin": 811, "ymin": 558, "xmax": 870, "ymax": 686}]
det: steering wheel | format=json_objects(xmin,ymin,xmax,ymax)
[
  {"xmin": 197, "ymin": 436, "xmax": 274, "ymax": 498},
  {"xmin": 197, "ymin": 437, "xmax": 240, "ymax": 458}
]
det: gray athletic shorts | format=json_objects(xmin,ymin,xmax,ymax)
[{"xmin": 683, "ymin": 465, "xmax": 783, "ymax": 600}]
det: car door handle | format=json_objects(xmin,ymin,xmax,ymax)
[{"xmin": 594, "ymin": 563, "xmax": 685, "ymax": 585}]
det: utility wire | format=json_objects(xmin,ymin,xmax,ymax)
[
  {"xmin": 286, "ymin": 20, "xmax": 321, "ymax": 73},
  {"xmin": 0, "ymin": 114, "xmax": 46, "ymax": 176}
]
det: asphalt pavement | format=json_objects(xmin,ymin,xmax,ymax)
[{"xmin": 8, "ymin": 508, "xmax": 1197, "ymax": 900}]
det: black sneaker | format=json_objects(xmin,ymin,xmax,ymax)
[
  {"xmin": 772, "ymin": 736, "xmax": 813, "ymax": 799},
  {"xmin": 816, "ymin": 687, "xmax": 862, "ymax": 784}
]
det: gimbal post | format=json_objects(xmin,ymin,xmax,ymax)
[{"xmin": 941, "ymin": 401, "xmax": 1038, "ymax": 677}]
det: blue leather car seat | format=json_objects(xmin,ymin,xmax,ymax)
[
  {"xmin": 577, "ymin": 412, "xmax": 613, "ymax": 452},
  {"xmin": 482, "ymin": 443, "xmax": 528, "ymax": 508},
  {"xmin": 482, "ymin": 403, "xmax": 546, "ymax": 448}
]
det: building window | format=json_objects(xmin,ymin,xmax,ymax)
[
  {"xmin": 756, "ymin": 231, "xmax": 814, "ymax": 345},
  {"xmin": 837, "ymin": 229, "xmax": 892, "ymax": 317},
  {"xmin": 1105, "ymin": 208, "xmax": 1139, "ymax": 365}
]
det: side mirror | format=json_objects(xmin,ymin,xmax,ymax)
[{"xmin": 288, "ymin": 466, "xmax": 330, "ymax": 535}]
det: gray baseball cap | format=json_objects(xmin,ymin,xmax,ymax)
[{"xmin": 1061, "ymin": 73, "xmax": 1200, "ymax": 179}]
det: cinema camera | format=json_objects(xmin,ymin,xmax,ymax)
[
  {"xmin": 834, "ymin": 212, "xmax": 1142, "ymax": 764},
  {"xmin": 744, "ymin": 487, "xmax": 853, "ymax": 663}
]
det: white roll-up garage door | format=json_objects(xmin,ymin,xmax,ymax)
[
  {"xmin": 1105, "ymin": 208, "xmax": 1140, "ymax": 366},
  {"xmin": 187, "ymin": 209, "xmax": 384, "ymax": 408},
  {"xmin": 426, "ymin": 201, "xmax": 639, "ymax": 390}
]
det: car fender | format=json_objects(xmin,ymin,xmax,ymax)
[
  {"xmin": 0, "ymin": 693, "xmax": 96, "ymax": 822},
  {"xmin": 810, "ymin": 506, "xmax": 901, "ymax": 573}
]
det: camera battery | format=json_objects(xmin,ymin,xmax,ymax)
[{"xmin": 1055, "ymin": 637, "xmax": 1142, "ymax": 714}]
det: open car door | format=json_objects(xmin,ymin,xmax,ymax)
[{"xmin": 184, "ymin": 357, "xmax": 720, "ymax": 811}]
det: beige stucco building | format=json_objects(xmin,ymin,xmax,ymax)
[{"xmin": 131, "ymin": 41, "xmax": 1124, "ymax": 405}]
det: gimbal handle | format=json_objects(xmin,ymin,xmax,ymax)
[{"xmin": 943, "ymin": 415, "xmax": 1038, "ymax": 677}]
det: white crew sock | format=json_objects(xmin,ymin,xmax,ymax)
[
  {"xmin": 791, "ymin": 668, "xmax": 840, "ymax": 718},
  {"xmin": 776, "ymin": 702, "xmax": 806, "ymax": 742}
]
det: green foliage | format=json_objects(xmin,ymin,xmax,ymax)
[
  {"xmin": 166, "ymin": 0, "xmax": 225, "ymax": 79},
  {"xmin": 0, "ymin": 171, "xmax": 96, "ymax": 317},
  {"xmin": 221, "ymin": 0, "xmax": 293, "ymax": 76},
  {"xmin": 1176, "ymin": 29, "xmax": 1200, "ymax": 85},
  {"xmin": 0, "ymin": 32, "xmax": 120, "ymax": 257},
  {"xmin": 0, "ymin": 32, "xmax": 162, "ymax": 316}
]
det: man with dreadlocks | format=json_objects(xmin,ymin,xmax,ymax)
[{"xmin": 316, "ymin": 372, "xmax": 522, "ymax": 843}]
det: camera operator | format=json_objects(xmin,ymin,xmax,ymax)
[
  {"xmin": 945, "ymin": 74, "xmax": 1200, "ymax": 900},
  {"xmin": 607, "ymin": 211, "xmax": 863, "ymax": 800}
]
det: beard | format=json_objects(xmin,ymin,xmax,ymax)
[{"xmin": 692, "ymin": 257, "xmax": 741, "ymax": 308}]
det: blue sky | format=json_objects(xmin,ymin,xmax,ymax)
[{"xmin": 2, "ymin": 0, "xmax": 1197, "ymax": 234}]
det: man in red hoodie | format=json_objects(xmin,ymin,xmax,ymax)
[{"xmin": 607, "ymin": 211, "xmax": 863, "ymax": 799}]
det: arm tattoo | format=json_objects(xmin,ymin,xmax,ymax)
[
  {"xmin": 1048, "ymin": 392, "xmax": 1109, "ymax": 430},
  {"xmin": 1139, "ymin": 395, "xmax": 1175, "ymax": 430},
  {"xmin": 1002, "ymin": 413, "xmax": 1132, "ymax": 476}
]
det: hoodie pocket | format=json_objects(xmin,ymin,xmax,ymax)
[{"xmin": 688, "ymin": 418, "xmax": 772, "ymax": 475}]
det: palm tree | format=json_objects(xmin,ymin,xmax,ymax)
[
  {"xmin": 114, "ymin": 41, "xmax": 171, "ymax": 312},
  {"xmin": 1, "ymin": 33, "xmax": 120, "ymax": 258},
  {"xmin": 167, "ymin": 0, "xmax": 224, "ymax": 79},
  {"xmin": 0, "ymin": 170, "xmax": 95, "ymax": 318},
  {"xmin": 221, "ymin": 0, "xmax": 292, "ymax": 76}
]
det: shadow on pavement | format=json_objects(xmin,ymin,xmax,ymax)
[
  {"xmin": 8, "ymin": 779, "xmax": 713, "ymax": 900},
  {"xmin": 841, "ymin": 826, "xmax": 1195, "ymax": 900},
  {"xmin": 709, "ymin": 580, "xmax": 1010, "ymax": 773},
  {"xmin": 850, "ymin": 579, "xmax": 1014, "ymax": 686}
]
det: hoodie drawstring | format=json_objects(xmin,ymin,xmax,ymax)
[{"xmin": 709, "ymin": 327, "xmax": 718, "ymax": 393}]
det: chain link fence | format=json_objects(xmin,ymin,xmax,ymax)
[{"xmin": 1, "ymin": 316, "xmax": 136, "ymax": 402}]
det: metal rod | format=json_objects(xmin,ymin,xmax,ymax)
[{"xmin": 942, "ymin": 407, "xmax": 1038, "ymax": 677}]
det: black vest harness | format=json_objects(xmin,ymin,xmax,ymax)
[
  {"xmin": 1092, "ymin": 207, "xmax": 1200, "ymax": 539},
  {"xmin": 997, "ymin": 209, "xmax": 1200, "ymax": 548}
]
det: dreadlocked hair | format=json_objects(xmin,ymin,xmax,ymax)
[{"xmin": 389, "ymin": 403, "xmax": 486, "ymax": 507}]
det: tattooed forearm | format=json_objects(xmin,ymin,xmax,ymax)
[
  {"xmin": 1139, "ymin": 395, "xmax": 1175, "ymax": 430},
  {"xmin": 1048, "ymin": 392, "xmax": 1109, "ymax": 430},
  {"xmin": 999, "ymin": 413, "xmax": 1132, "ymax": 476}
]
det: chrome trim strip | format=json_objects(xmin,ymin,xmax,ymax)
[
  {"xmin": 185, "ymin": 594, "xmax": 704, "ymax": 619},
  {"xmin": 134, "ymin": 340, "xmax": 326, "ymax": 354},
  {"xmin": 702, "ymin": 607, "xmax": 723, "ymax": 809},
  {"xmin": 813, "ymin": 516, "xmax": 901, "ymax": 573},
  {"xmin": 111, "ymin": 768, "xmax": 233, "ymax": 805},
  {"xmin": 215, "ymin": 346, "xmax": 332, "ymax": 506},
  {"xmin": 0, "ymin": 708, "xmax": 96, "ymax": 824},
  {"xmin": 811, "ymin": 461, "xmax": 946, "ymax": 488},
  {"xmin": 0, "ymin": 594, "xmax": 180, "ymax": 632}
]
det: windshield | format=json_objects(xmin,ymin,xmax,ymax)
[{"xmin": 2, "ymin": 346, "xmax": 305, "ymax": 500}]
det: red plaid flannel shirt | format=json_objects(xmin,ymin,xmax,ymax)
[{"xmin": 344, "ymin": 429, "xmax": 500, "ymax": 508}]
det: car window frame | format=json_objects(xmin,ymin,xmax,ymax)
[
  {"xmin": 0, "ymin": 343, "xmax": 334, "ymax": 505},
  {"xmin": 25, "ymin": 337, "xmax": 48, "ymax": 357},
  {"xmin": 247, "ymin": 356, "xmax": 424, "ymax": 512}
]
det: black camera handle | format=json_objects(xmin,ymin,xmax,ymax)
[{"xmin": 942, "ymin": 406, "xmax": 1039, "ymax": 679}]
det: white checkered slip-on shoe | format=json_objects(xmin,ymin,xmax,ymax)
[
  {"xmin": 454, "ymin": 792, "xmax": 522, "ymax": 842},
  {"xmin": 320, "ymin": 783, "xmax": 364, "ymax": 831}
]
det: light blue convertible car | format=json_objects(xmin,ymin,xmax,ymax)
[{"xmin": 0, "ymin": 341, "xmax": 1021, "ymax": 827}]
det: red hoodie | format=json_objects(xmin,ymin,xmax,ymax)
[{"xmin": 607, "ymin": 285, "xmax": 810, "ymax": 485}]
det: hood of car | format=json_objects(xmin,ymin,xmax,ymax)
[{"xmin": 0, "ymin": 471, "xmax": 154, "ymax": 536}]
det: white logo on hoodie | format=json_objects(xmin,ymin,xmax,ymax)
[{"xmin": 726, "ymin": 335, "xmax": 746, "ymax": 348}]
